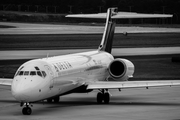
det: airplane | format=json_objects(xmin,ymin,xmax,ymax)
[{"xmin": 0, "ymin": 8, "xmax": 180, "ymax": 115}]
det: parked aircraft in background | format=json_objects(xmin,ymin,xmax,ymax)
[{"xmin": 0, "ymin": 8, "xmax": 179, "ymax": 115}]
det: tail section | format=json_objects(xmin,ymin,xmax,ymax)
[
  {"xmin": 98, "ymin": 8, "xmax": 118, "ymax": 53},
  {"xmin": 66, "ymin": 8, "xmax": 172, "ymax": 54}
]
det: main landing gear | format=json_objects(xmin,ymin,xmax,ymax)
[
  {"xmin": 47, "ymin": 96, "xmax": 60, "ymax": 103},
  {"xmin": 21, "ymin": 102, "xmax": 32, "ymax": 115},
  {"xmin": 97, "ymin": 89, "xmax": 110, "ymax": 104}
]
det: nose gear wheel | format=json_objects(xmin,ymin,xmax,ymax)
[
  {"xmin": 21, "ymin": 103, "xmax": 32, "ymax": 115},
  {"xmin": 22, "ymin": 107, "xmax": 32, "ymax": 115}
]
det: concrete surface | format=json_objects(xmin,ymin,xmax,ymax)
[
  {"xmin": 0, "ymin": 86, "xmax": 180, "ymax": 120},
  {"xmin": 0, "ymin": 47, "xmax": 180, "ymax": 60},
  {"xmin": 1, "ymin": 22, "xmax": 180, "ymax": 34}
]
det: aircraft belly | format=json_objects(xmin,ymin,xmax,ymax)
[
  {"xmin": 47, "ymin": 82, "xmax": 82, "ymax": 98},
  {"xmin": 47, "ymin": 69, "xmax": 107, "ymax": 98}
]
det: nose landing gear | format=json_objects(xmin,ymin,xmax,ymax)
[
  {"xmin": 22, "ymin": 107, "xmax": 32, "ymax": 115},
  {"xmin": 21, "ymin": 102, "xmax": 32, "ymax": 115}
]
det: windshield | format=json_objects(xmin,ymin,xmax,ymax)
[{"xmin": 15, "ymin": 70, "xmax": 46, "ymax": 78}]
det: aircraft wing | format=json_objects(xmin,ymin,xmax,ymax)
[
  {"xmin": 66, "ymin": 12, "xmax": 172, "ymax": 19},
  {"xmin": 0, "ymin": 78, "xmax": 12, "ymax": 90},
  {"xmin": 87, "ymin": 80, "xmax": 180, "ymax": 90}
]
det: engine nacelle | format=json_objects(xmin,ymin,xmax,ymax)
[{"xmin": 108, "ymin": 58, "xmax": 135, "ymax": 81}]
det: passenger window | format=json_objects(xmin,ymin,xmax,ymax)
[
  {"xmin": 19, "ymin": 71, "xmax": 24, "ymax": 76},
  {"xmin": 37, "ymin": 71, "xmax": 42, "ymax": 77},
  {"xmin": 42, "ymin": 71, "xmax": 47, "ymax": 77},
  {"xmin": 30, "ymin": 71, "xmax": 36, "ymax": 76},
  {"xmin": 24, "ymin": 71, "xmax": 29, "ymax": 75}
]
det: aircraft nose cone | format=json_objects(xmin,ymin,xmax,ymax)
[{"xmin": 11, "ymin": 80, "xmax": 30, "ymax": 102}]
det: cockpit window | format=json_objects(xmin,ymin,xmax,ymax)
[
  {"xmin": 42, "ymin": 71, "xmax": 47, "ymax": 77},
  {"xmin": 19, "ymin": 71, "xmax": 24, "ymax": 76},
  {"xmin": 19, "ymin": 66, "xmax": 24, "ymax": 70},
  {"xmin": 15, "ymin": 70, "xmax": 47, "ymax": 78},
  {"xmin": 24, "ymin": 71, "xmax": 29, "ymax": 75},
  {"xmin": 37, "ymin": 71, "xmax": 42, "ymax": 77},
  {"xmin": 30, "ymin": 71, "xmax": 36, "ymax": 76},
  {"xmin": 15, "ymin": 71, "xmax": 20, "ymax": 76},
  {"xmin": 35, "ymin": 67, "xmax": 40, "ymax": 70}
]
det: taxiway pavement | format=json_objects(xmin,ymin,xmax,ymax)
[
  {"xmin": 0, "ymin": 47, "xmax": 180, "ymax": 60},
  {"xmin": 0, "ymin": 86, "xmax": 180, "ymax": 120},
  {"xmin": 1, "ymin": 22, "xmax": 180, "ymax": 34}
]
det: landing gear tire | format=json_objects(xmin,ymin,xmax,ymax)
[
  {"xmin": 47, "ymin": 98, "xmax": 53, "ymax": 103},
  {"xmin": 47, "ymin": 97, "xmax": 60, "ymax": 103},
  {"xmin": 97, "ymin": 92, "xmax": 103, "ymax": 104},
  {"xmin": 104, "ymin": 92, "xmax": 110, "ymax": 104},
  {"xmin": 22, "ymin": 107, "xmax": 32, "ymax": 115},
  {"xmin": 97, "ymin": 91, "xmax": 110, "ymax": 104},
  {"xmin": 53, "ymin": 97, "xmax": 60, "ymax": 103}
]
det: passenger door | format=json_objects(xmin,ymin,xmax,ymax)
[{"xmin": 44, "ymin": 65, "xmax": 54, "ymax": 89}]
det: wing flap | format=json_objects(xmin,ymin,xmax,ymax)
[{"xmin": 87, "ymin": 80, "xmax": 180, "ymax": 89}]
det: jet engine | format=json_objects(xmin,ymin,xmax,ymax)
[{"xmin": 108, "ymin": 58, "xmax": 135, "ymax": 81}]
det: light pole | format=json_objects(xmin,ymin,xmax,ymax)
[
  {"xmin": 46, "ymin": 6, "xmax": 48, "ymax": 13},
  {"xmin": 35, "ymin": 5, "xmax": 39, "ymax": 12},
  {"xmin": 129, "ymin": 6, "xmax": 133, "ymax": 24},
  {"xmin": 162, "ymin": 6, "xmax": 166, "ymax": 24},
  {"xmin": 27, "ymin": 5, "xmax": 30, "ymax": 12},
  {"xmin": 129, "ymin": 6, "xmax": 132, "ymax": 12},
  {"xmin": 98, "ymin": 6, "xmax": 102, "ymax": 13},
  {"xmin": 162, "ymin": 6, "xmax": 166, "ymax": 14},
  {"xmin": 54, "ymin": 6, "xmax": 57, "ymax": 13},
  {"xmin": 68, "ymin": 5, "xmax": 72, "ymax": 13},
  {"xmin": 18, "ymin": 5, "xmax": 21, "ymax": 11}
]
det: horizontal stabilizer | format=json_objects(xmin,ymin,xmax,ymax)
[{"xmin": 66, "ymin": 12, "xmax": 172, "ymax": 19}]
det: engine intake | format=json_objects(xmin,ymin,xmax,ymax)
[{"xmin": 108, "ymin": 58, "xmax": 134, "ymax": 81}]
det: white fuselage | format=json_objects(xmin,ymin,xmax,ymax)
[{"xmin": 11, "ymin": 50, "xmax": 114, "ymax": 102}]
